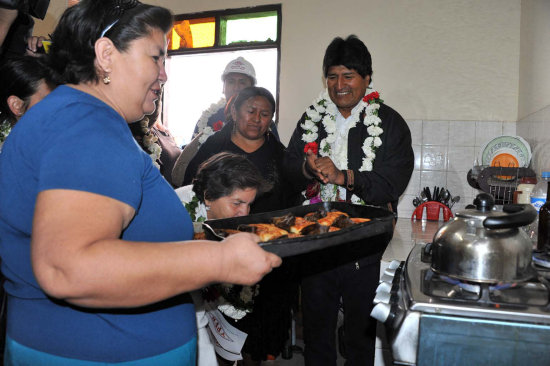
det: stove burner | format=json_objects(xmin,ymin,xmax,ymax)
[
  {"xmin": 533, "ymin": 251, "xmax": 550, "ymax": 269},
  {"xmin": 421, "ymin": 269, "xmax": 549, "ymax": 307},
  {"xmin": 439, "ymin": 274, "xmax": 518, "ymax": 292}
]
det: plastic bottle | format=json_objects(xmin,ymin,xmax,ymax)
[
  {"xmin": 528, "ymin": 171, "xmax": 550, "ymax": 246},
  {"xmin": 538, "ymin": 181, "xmax": 550, "ymax": 251},
  {"xmin": 531, "ymin": 172, "xmax": 550, "ymax": 211},
  {"xmin": 516, "ymin": 177, "xmax": 537, "ymax": 204}
]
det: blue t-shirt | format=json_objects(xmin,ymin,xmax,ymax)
[{"xmin": 0, "ymin": 86, "xmax": 195, "ymax": 362}]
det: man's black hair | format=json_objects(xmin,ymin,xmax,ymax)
[{"xmin": 323, "ymin": 35, "xmax": 373, "ymax": 79}]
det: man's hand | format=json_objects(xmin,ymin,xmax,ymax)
[
  {"xmin": 304, "ymin": 150, "xmax": 319, "ymax": 178},
  {"xmin": 314, "ymin": 156, "xmax": 345, "ymax": 185},
  {"xmin": 304, "ymin": 150, "xmax": 345, "ymax": 185}
]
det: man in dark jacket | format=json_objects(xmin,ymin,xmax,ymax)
[{"xmin": 284, "ymin": 35, "xmax": 414, "ymax": 366}]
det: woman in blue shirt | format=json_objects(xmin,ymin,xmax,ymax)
[{"xmin": 0, "ymin": 1, "xmax": 281, "ymax": 364}]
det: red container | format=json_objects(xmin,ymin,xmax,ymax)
[{"xmin": 411, "ymin": 201, "xmax": 453, "ymax": 222}]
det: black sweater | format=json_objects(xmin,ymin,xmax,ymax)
[{"xmin": 284, "ymin": 102, "xmax": 414, "ymax": 215}]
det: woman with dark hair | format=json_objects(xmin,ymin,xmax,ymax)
[
  {"xmin": 0, "ymin": 55, "xmax": 55, "ymax": 147},
  {"xmin": 0, "ymin": 1, "xmax": 280, "ymax": 364},
  {"xmin": 183, "ymin": 86, "xmax": 294, "ymax": 213},
  {"xmin": 176, "ymin": 152, "xmax": 272, "ymax": 365},
  {"xmin": 179, "ymin": 151, "xmax": 272, "ymax": 222},
  {"xmin": 172, "ymin": 93, "xmax": 239, "ymax": 188},
  {"xmin": 182, "ymin": 87, "xmax": 298, "ymax": 365}
]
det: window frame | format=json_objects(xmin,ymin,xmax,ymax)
[
  {"xmin": 168, "ymin": 4, "xmax": 282, "ymax": 56},
  {"xmin": 165, "ymin": 4, "xmax": 282, "ymax": 142}
]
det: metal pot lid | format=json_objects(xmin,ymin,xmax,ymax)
[
  {"xmin": 454, "ymin": 193, "xmax": 504, "ymax": 222},
  {"xmin": 454, "ymin": 193, "xmax": 536, "ymax": 229}
]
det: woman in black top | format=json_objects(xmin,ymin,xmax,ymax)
[
  {"xmin": 183, "ymin": 86, "xmax": 297, "ymax": 365},
  {"xmin": 183, "ymin": 86, "xmax": 295, "ymax": 213}
]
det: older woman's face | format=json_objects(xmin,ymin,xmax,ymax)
[
  {"xmin": 232, "ymin": 96, "xmax": 273, "ymax": 141},
  {"xmin": 205, "ymin": 187, "xmax": 257, "ymax": 220},
  {"xmin": 110, "ymin": 28, "xmax": 167, "ymax": 122}
]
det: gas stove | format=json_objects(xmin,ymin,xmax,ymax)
[{"xmin": 372, "ymin": 243, "xmax": 550, "ymax": 365}]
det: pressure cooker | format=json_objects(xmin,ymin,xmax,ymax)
[{"xmin": 430, "ymin": 193, "xmax": 537, "ymax": 283}]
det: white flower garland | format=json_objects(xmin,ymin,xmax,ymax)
[
  {"xmin": 301, "ymin": 87, "xmax": 383, "ymax": 204},
  {"xmin": 0, "ymin": 121, "xmax": 12, "ymax": 145},
  {"xmin": 196, "ymin": 98, "xmax": 226, "ymax": 144}
]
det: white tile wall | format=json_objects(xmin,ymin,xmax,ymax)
[
  {"xmin": 398, "ymin": 120, "xmax": 517, "ymax": 218},
  {"xmin": 517, "ymin": 105, "xmax": 550, "ymax": 177}
]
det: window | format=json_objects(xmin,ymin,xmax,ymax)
[{"xmin": 163, "ymin": 5, "xmax": 281, "ymax": 146}]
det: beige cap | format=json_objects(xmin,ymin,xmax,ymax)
[{"xmin": 221, "ymin": 57, "xmax": 256, "ymax": 84}]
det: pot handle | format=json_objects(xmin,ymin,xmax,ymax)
[{"xmin": 483, "ymin": 204, "xmax": 537, "ymax": 229}]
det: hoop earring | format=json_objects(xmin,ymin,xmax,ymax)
[{"xmin": 103, "ymin": 75, "xmax": 111, "ymax": 84}]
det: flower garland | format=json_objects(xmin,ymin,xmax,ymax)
[
  {"xmin": 301, "ymin": 88, "xmax": 384, "ymax": 204},
  {"xmin": 0, "ymin": 121, "xmax": 12, "ymax": 145},
  {"xmin": 138, "ymin": 118, "xmax": 162, "ymax": 168},
  {"xmin": 204, "ymin": 284, "xmax": 260, "ymax": 320},
  {"xmin": 183, "ymin": 193, "xmax": 207, "ymax": 222},
  {"xmin": 196, "ymin": 98, "xmax": 226, "ymax": 144}
]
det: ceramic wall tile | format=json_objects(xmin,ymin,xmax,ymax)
[
  {"xmin": 450, "ymin": 196, "xmax": 472, "ymax": 214},
  {"xmin": 449, "ymin": 121, "xmax": 476, "ymax": 146},
  {"xmin": 447, "ymin": 146, "xmax": 475, "ymax": 172},
  {"xmin": 475, "ymin": 121, "xmax": 503, "ymax": 147},
  {"xmin": 407, "ymin": 119, "xmax": 423, "ymax": 145},
  {"xmin": 420, "ymin": 170, "xmax": 447, "ymax": 189},
  {"xmin": 404, "ymin": 170, "xmax": 421, "ymax": 196},
  {"xmin": 412, "ymin": 145, "xmax": 422, "ymax": 170},
  {"xmin": 502, "ymin": 122, "xmax": 516, "ymax": 136},
  {"xmin": 398, "ymin": 194, "xmax": 416, "ymax": 219},
  {"xmin": 517, "ymin": 121, "xmax": 534, "ymax": 147},
  {"xmin": 422, "ymin": 120, "xmax": 449, "ymax": 146},
  {"xmin": 421, "ymin": 145, "xmax": 447, "ymax": 171},
  {"xmin": 446, "ymin": 171, "xmax": 474, "ymax": 201},
  {"xmin": 394, "ymin": 119, "xmax": 524, "ymax": 218},
  {"xmin": 540, "ymin": 120, "xmax": 550, "ymax": 142},
  {"xmin": 474, "ymin": 146, "xmax": 482, "ymax": 165}
]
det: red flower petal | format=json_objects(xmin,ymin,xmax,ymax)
[
  {"xmin": 363, "ymin": 91, "xmax": 380, "ymax": 103},
  {"xmin": 304, "ymin": 142, "xmax": 319, "ymax": 155},
  {"xmin": 213, "ymin": 120, "xmax": 224, "ymax": 131}
]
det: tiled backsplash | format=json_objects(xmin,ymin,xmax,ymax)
[
  {"xmin": 397, "ymin": 120, "xmax": 517, "ymax": 218},
  {"xmin": 517, "ymin": 105, "xmax": 550, "ymax": 178}
]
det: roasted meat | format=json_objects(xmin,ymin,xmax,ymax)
[
  {"xmin": 317, "ymin": 211, "xmax": 349, "ymax": 227},
  {"xmin": 237, "ymin": 223, "xmax": 289, "ymax": 242},
  {"xmin": 209, "ymin": 209, "xmax": 371, "ymax": 243},
  {"xmin": 271, "ymin": 212, "xmax": 296, "ymax": 231}
]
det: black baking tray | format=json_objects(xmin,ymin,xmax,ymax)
[{"xmin": 202, "ymin": 201, "xmax": 395, "ymax": 257}]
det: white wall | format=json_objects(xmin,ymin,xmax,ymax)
[
  {"xmin": 143, "ymin": 0, "xmax": 522, "ymax": 143},
  {"xmin": 518, "ymin": 0, "xmax": 550, "ymax": 120},
  {"xmin": 517, "ymin": 0, "xmax": 550, "ymax": 176},
  {"xmin": 35, "ymin": 0, "xmax": 522, "ymax": 141}
]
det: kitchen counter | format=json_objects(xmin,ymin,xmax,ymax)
[{"xmin": 382, "ymin": 218, "xmax": 446, "ymax": 263}]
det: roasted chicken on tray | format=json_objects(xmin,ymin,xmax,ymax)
[{"xmin": 214, "ymin": 209, "xmax": 371, "ymax": 242}]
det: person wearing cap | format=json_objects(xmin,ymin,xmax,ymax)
[
  {"xmin": 172, "ymin": 57, "xmax": 279, "ymax": 187},
  {"xmin": 192, "ymin": 56, "xmax": 280, "ymax": 141}
]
